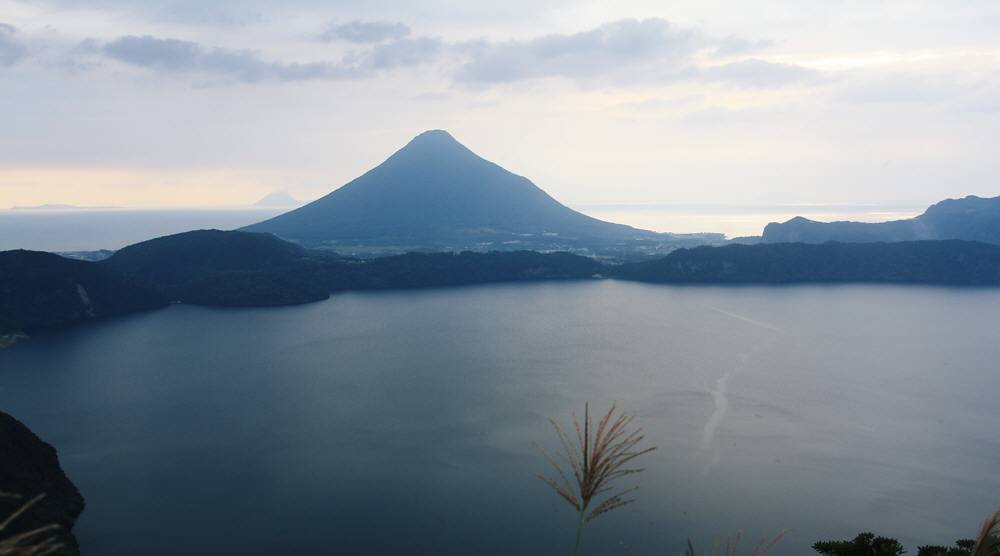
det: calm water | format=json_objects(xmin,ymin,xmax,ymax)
[{"xmin": 1, "ymin": 281, "xmax": 999, "ymax": 555}]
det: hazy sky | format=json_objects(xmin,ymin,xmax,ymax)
[{"xmin": 1, "ymin": 0, "xmax": 999, "ymax": 208}]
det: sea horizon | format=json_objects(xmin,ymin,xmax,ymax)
[{"xmin": 0, "ymin": 202, "xmax": 931, "ymax": 252}]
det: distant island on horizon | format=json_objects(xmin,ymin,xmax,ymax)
[
  {"xmin": 10, "ymin": 204, "xmax": 122, "ymax": 211},
  {"xmin": 253, "ymin": 191, "xmax": 303, "ymax": 208}
]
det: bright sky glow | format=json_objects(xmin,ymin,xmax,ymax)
[{"xmin": 1, "ymin": 0, "xmax": 999, "ymax": 209}]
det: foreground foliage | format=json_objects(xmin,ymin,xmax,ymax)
[
  {"xmin": 539, "ymin": 403, "xmax": 655, "ymax": 556},
  {"xmin": 685, "ymin": 531, "xmax": 786, "ymax": 556},
  {"xmin": 0, "ymin": 493, "xmax": 62, "ymax": 556},
  {"xmin": 0, "ymin": 412, "xmax": 85, "ymax": 555},
  {"xmin": 813, "ymin": 533, "xmax": 906, "ymax": 555},
  {"xmin": 813, "ymin": 509, "xmax": 1000, "ymax": 556}
]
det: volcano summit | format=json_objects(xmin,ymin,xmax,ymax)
[{"xmin": 243, "ymin": 130, "xmax": 712, "ymax": 255}]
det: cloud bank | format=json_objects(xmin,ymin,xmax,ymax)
[
  {"xmin": 453, "ymin": 18, "xmax": 817, "ymax": 88},
  {"xmin": 102, "ymin": 35, "xmax": 358, "ymax": 82},
  {"xmin": 99, "ymin": 33, "xmax": 441, "ymax": 82},
  {"xmin": 84, "ymin": 18, "xmax": 817, "ymax": 89},
  {"xmin": 455, "ymin": 19, "xmax": 700, "ymax": 84},
  {"xmin": 0, "ymin": 23, "xmax": 26, "ymax": 66},
  {"xmin": 320, "ymin": 20, "xmax": 411, "ymax": 43}
]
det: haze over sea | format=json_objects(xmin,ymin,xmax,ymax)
[
  {"xmin": 0, "ymin": 203, "xmax": 925, "ymax": 251},
  {"xmin": 577, "ymin": 203, "xmax": 926, "ymax": 239},
  {"xmin": 2, "ymin": 281, "xmax": 997, "ymax": 555}
]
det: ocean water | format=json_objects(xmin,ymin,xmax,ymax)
[
  {"xmin": 1, "ymin": 281, "xmax": 998, "ymax": 555},
  {"xmin": 574, "ymin": 204, "xmax": 926, "ymax": 238},
  {"xmin": 0, "ymin": 204, "xmax": 927, "ymax": 252},
  {"xmin": 0, "ymin": 209, "xmax": 286, "ymax": 252}
]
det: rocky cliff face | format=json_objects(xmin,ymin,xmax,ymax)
[{"xmin": 0, "ymin": 411, "xmax": 85, "ymax": 555}]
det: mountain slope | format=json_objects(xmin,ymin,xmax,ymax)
[
  {"xmin": 762, "ymin": 195, "xmax": 1000, "ymax": 244},
  {"xmin": 242, "ymin": 130, "xmax": 657, "ymax": 251}
]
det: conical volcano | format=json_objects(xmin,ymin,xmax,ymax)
[{"xmin": 242, "ymin": 130, "xmax": 656, "ymax": 251}]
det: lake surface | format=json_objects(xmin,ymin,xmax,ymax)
[{"xmin": 1, "ymin": 281, "xmax": 999, "ymax": 555}]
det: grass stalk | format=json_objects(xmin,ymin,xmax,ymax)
[
  {"xmin": 538, "ymin": 402, "xmax": 656, "ymax": 556},
  {"xmin": 0, "ymin": 492, "xmax": 64, "ymax": 556}
]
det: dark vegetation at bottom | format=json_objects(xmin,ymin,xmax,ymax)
[
  {"xmin": 0, "ymin": 411, "xmax": 85, "ymax": 555},
  {"xmin": 813, "ymin": 531, "xmax": 999, "ymax": 556},
  {"xmin": 615, "ymin": 240, "xmax": 1000, "ymax": 285}
]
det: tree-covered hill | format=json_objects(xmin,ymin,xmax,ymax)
[
  {"xmin": 5, "ymin": 231, "xmax": 1000, "ymax": 342},
  {"xmin": 614, "ymin": 240, "xmax": 1000, "ymax": 285},
  {"xmin": 0, "ymin": 250, "xmax": 165, "ymax": 335}
]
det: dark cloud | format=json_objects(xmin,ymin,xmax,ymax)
[
  {"xmin": 100, "ymin": 34, "xmax": 442, "ymax": 83},
  {"xmin": 366, "ymin": 37, "xmax": 443, "ymax": 69},
  {"xmin": 23, "ymin": 0, "xmax": 573, "ymax": 28},
  {"xmin": 103, "ymin": 35, "xmax": 354, "ymax": 81},
  {"xmin": 0, "ymin": 23, "xmax": 27, "ymax": 67},
  {"xmin": 90, "ymin": 19, "xmax": 808, "ymax": 90},
  {"xmin": 319, "ymin": 20, "xmax": 411, "ymax": 43},
  {"xmin": 104, "ymin": 36, "xmax": 201, "ymax": 70},
  {"xmin": 455, "ymin": 18, "xmax": 700, "ymax": 84},
  {"xmin": 452, "ymin": 18, "xmax": 815, "ymax": 89},
  {"xmin": 25, "ymin": 0, "xmax": 271, "ymax": 26}
]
